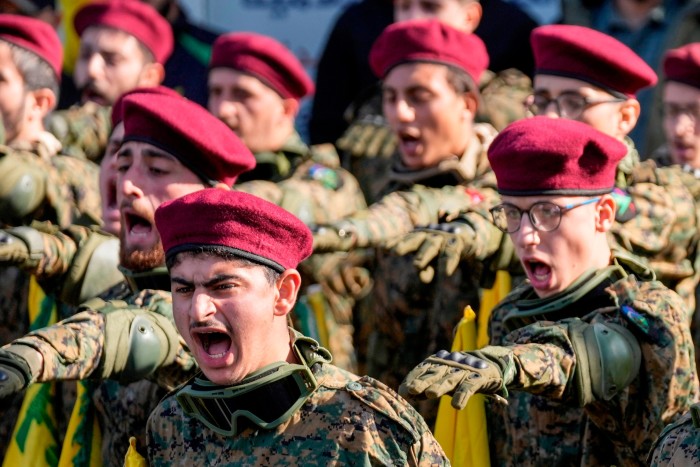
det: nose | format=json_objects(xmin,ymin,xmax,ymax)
[
  {"xmin": 191, "ymin": 290, "xmax": 216, "ymax": 321},
  {"xmin": 85, "ymin": 53, "xmax": 104, "ymax": 80},
  {"xmin": 394, "ymin": 99, "xmax": 415, "ymax": 123},
  {"xmin": 118, "ymin": 168, "xmax": 144, "ymax": 201},
  {"xmin": 543, "ymin": 99, "xmax": 561, "ymax": 118},
  {"xmin": 216, "ymin": 100, "xmax": 238, "ymax": 123},
  {"xmin": 513, "ymin": 212, "xmax": 540, "ymax": 248},
  {"xmin": 673, "ymin": 113, "xmax": 694, "ymax": 137}
]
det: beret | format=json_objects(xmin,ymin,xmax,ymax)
[
  {"xmin": 111, "ymin": 85, "xmax": 182, "ymax": 127},
  {"xmin": 663, "ymin": 43, "xmax": 700, "ymax": 89},
  {"xmin": 369, "ymin": 19, "xmax": 489, "ymax": 85},
  {"xmin": 531, "ymin": 24, "xmax": 657, "ymax": 97},
  {"xmin": 488, "ymin": 116, "xmax": 627, "ymax": 196},
  {"xmin": 210, "ymin": 32, "xmax": 314, "ymax": 100},
  {"xmin": 156, "ymin": 188, "xmax": 313, "ymax": 272},
  {"xmin": 122, "ymin": 93, "xmax": 255, "ymax": 187},
  {"xmin": 74, "ymin": 0, "xmax": 173, "ymax": 64},
  {"xmin": 0, "ymin": 13, "xmax": 62, "ymax": 79}
]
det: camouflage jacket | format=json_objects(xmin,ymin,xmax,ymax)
[
  {"xmin": 647, "ymin": 403, "xmax": 700, "ymax": 466},
  {"xmin": 44, "ymin": 102, "xmax": 112, "ymax": 163},
  {"xmin": 146, "ymin": 361, "xmax": 449, "ymax": 466},
  {"xmin": 1, "ymin": 133, "xmax": 101, "ymax": 229},
  {"xmin": 315, "ymin": 123, "xmax": 500, "ymax": 252},
  {"xmin": 611, "ymin": 154, "xmax": 700, "ymax": 312},
  {"xmin": 4, "ymin": 280, "xmax": 196, "ymax": 467},
  {"xmin": 487, "ymin": 256, "xmax": 699, "ymax": 466}
]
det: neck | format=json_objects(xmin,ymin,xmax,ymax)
[{"xmin": 614, "ymin": 0, "xmax": 662, "ymax": 29}]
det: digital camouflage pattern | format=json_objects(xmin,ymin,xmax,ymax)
[
  {"xmin": 146, "ymin": 362, "xmax": 449, "ymax": 466},
  {"xmin": 3, "ymin": 286, "xmax": 197, "ymax": 467},
  {"xmin": 647, "ymin": 403, "xmax": 700, "ymax": 466},
  {"xmin": 487, "ymin": 259, "xmax": 699, "ymax": 466},
  {"xmin": 611, "ymin": 156, "xmax": 700, "ymax": 315},
  {"xmin": 45, "ymin": 102, "xmax": 112, "ymax": 163},
  {"xmin": 236, "ymin": 133, "xmax": 368, "ymax": 372},
  {"xmin": 336, "ymin": 70, "xmax": 532, "ymax": 205}
]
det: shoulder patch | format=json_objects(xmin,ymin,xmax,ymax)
[
  {"xmin": 620, "ymin": 305, "xmax": 649, "ymax": 334},
  {"xmin": 611, "ymin": 188, "xmax": 637, "ymax": 223},
  {"xmin": 305, "ymin": 163, "xmax": 342, "ymax": 190}
]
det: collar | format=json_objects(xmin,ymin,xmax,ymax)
[{"xmin": 119, "ymin": 265, "xmax": 171, "ymax": 293}]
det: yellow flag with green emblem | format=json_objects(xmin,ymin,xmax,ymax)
[
  {"xmin": 433, "ymin": 271, "xmax": 512, "ymax": 467},
  {"xmin": 3, "ymin": 277, "xmax": 60, "ymax": 467}
]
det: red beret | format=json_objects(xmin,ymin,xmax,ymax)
[
  {"xmin": 155, "ymin": 188, "xmax": 313, "ymax": 272},
  {"xmin": 111, "ymin": 85, "xmax": 182, "ymax": 127},
  {"xmin": 369, "ymin": 19, "xmax": 489, "ymax": 85},
  {"xmin": 74, "ymin": 0, "xmax": 173, "ymax": 64},
  {"xmin": 663, "ymin": 43, "xmax": 700, "ymax": 89},
  {"xmin": 210, "ymin": 32, "xmax": 314, "ymax": 100},
  {"xmin": 122, "ymin": 93, "xmax": 256, "ymax": 187},
  {"xmin": 0, "ymin": 14, "xmax": 62, "ymax": 80},
  {"xmin": 531, "ymin": 25, "xmax": 657, "ymax": 97},
  {"xmin": 488, "ymin": 116, "xmax": 627, "ymax": 196}
]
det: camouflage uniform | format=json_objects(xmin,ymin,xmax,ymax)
[
  {"xmin": 146, "ymin": 336, "xmax": 448, "ymax": 466},
  {"xmin": 647, "ymin": 403, "xmax": 700, "ymax": 466},
  {"xmin": 3, "ymin": 275, "xmax": 196, "ymax": 467},
  {"xmin": 316, "ymin": 123, "xmax": 505, "ymax": 422},
  {"xmin": 44, "ymin": 102, "xmax": 112, "ymax": 163},
  {"xmin": 336, "ymin": 70, "xmax": 532, "ymax": 204},
  {"xmin": 487, "ymin": 253, "xmax": 699, "ymax": 466}
]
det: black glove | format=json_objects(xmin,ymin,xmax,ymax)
[{"xmin": 0, "ymin": 349, "xmax": 31, "ymax": 399}]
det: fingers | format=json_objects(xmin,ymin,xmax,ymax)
[
  {"xmin": 413, "ymin": 235, "xmax": 442, "ymax": 270},
  {"xmin": 388, "ymin": 232, "xmax": 426, "ymax": 255}
]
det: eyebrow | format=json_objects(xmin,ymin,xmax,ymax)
[
  {"xmin": 116, "ymin": 146, "xmax": 178, "ymax": 162},
  {"xmin": 171, "ymin": 274, "xmax": 242, "ymax": 288}
]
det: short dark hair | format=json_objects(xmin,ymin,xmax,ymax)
[
  {"xmin": 166, "ymin": 247, "xmax": 281, "ymax": 286},
  {"xmin": 444, "ymin": 64, "xmax": 478, "ymax": 96},
  {"xmin": 4, "ymin": 40, "xmax": 59, "ymax": 101}
]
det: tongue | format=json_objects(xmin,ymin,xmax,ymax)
[
  {"xmin": 130, "ymin": 222, "xmax": 152, "ymax": 234},
  {"xmin": 533, "ymin": 262, "xmax": 551, "ymax": 278},
  {"xmin": 207, "ymin": 334, "xmax": 231, "ymax": 356}
]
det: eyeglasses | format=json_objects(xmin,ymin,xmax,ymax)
[
  {"xmin": 663, "ymin": 103, "xmax": 700, "ymax": 124},
  {"xmin": 176, "ymin": 362, "xmax": 318, "ymax": 436},
  {"xmin": 490, "ymin": 198, "xmax": 601, "ymax": 233},
  {"xmin": 525, "ymin": 92, "xmax": 626, "ymax": 119}
]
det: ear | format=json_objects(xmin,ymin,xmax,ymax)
[
  {"xmin": 137, "ymin": 62, "xmax": 166, "ymax": 87},
  {"xmin": 595, "ymin": 194, "xmax": 616, "ymax": 232},
  {"xmin": 281, "ymin": 97, "xmax": 300, "ymax": 119},
  {"xmin": 462, "ymin": 91, "xmax": 478, "ymax": 119},
  {"xmin": 273, "ymin": 269, "xmax": 302, "ymax": 317},
  {"xmin": 463, "ymin": 1, "xmax": 483, "ymax": 32},
  {"xmin": 29, "ymin": 88, "xmax": 56, "ymax": 117},
  {"xmin": 616, "ymin": 98, "xmax": 640, "ymax": 139}
]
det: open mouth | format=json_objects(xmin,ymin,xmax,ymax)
[
  {"xmin": 525, "ymin": 259, "xmax": 552, "ymax": 283},
  {"xmin": 82, "ymin": 88, "xmax": 108, "ymax": 106},
  {"xmin": 197, "ymin": 331, "xmax": 232, "ymax": 358},
  {"xmin": 124, "ymin": 212, "xmax": 153, "ymax": 235}
]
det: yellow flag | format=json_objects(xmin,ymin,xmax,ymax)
[
  {"xmin": 57, "ymin": 380, "xmax": 102, "ymax": 467},
  {"xmin": 124, "ymin": 437, "xmax": 147, "ymax": 467},
  {"xmin": 433, "ymin": 271, "xmax": 512, "ymax": 467},
  {"xmin": 3, "ymin": 277, "xmax": 60, "ymax": 467},
  {"xmin": 58, "ymin": 0, "xmax": 94, "ymax": 74}
]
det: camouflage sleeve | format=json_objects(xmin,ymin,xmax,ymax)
[
  {"xmin": 647, "ymin": 407, "xmax": 700, "ymax": 466},
  {"xmin": 315, "ymin": 184, "xmax": 482, "ymax": 251},
  {"xmin": 46, "ymin": 155, "xmax": 102, "ymax": 227},
  {"xmin": 45, "ymin": 102, "xmax": 112, "ymax": 162},
  {"xmin": 3, "ymin": 292, "xmax": 195, "ymax": 390}
]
